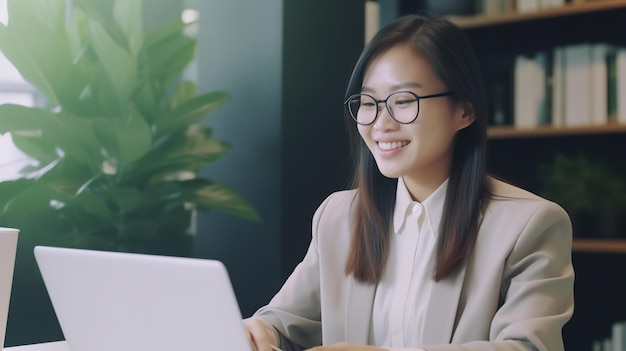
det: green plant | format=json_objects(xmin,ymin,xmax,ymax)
[
  {"xmin": 538, "ymin": 153, "xmax": 626, "ymax": 215},
  {"xmin": 0, "ymin": 0, "xmax": 260, "ymax": 255}
]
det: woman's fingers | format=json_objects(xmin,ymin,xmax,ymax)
[{"xmin": 243, "ymin": 318, "xmax": 279, "ymax": 351}]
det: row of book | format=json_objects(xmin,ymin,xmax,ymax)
[
  {"xmin": 593, "ymin": 319, "xmax": 626, "ymax": 351},
  {"xmin": 477, "ymin": 0, "xmax": 594, "ymax": 16},
  {"xmin": 511, "ymin": 43, "xmax": 626, "ymax": 129}
]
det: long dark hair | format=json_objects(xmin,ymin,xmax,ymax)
[{"xmin": 344, "ymin": 14, "xmax": 492, "ymax": 283}]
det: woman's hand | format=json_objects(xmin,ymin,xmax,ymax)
[
  {"xmin": 243, "ymin": 318, "xmax": 279, "ymax": 351},
  {"xmin": 305, "ymin": 343, "xmax": 385, "ymax": 351}
]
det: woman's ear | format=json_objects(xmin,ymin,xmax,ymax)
[{"xmin": 456, "ymin": 102, "xmax": 476, "ymax": 130}]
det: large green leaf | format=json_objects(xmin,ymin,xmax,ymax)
[
  {"xmin": 88, "ymin": 20, "xmax": 138, "ymax": 110},
  {"xmin": 116, "ymin": 111, "xmax": 152, "ymax": 166},
  {"xmin": 1, "ymin": 0, "xmax": 75, "ymax": 107},
  {"xmin": 38, "ymin": 158, "xmax": 99, "ymax": 195},
  {"xmin": 0, "ymin": 179, "xmax": 37, "ymax": 214},
  {"xmin": 144, "ymin": 18, "xmax": 186, "ymax": 48},
  {"xmin": 113, "ymin": 0, "xmax": 143, "ymax": 57},
  {"xmin": 0, "ymin": 104, "xmax": 66, "ymax": 162},
  {"xmin": 0, "ymin": 104, "xmax": 56, "ymax": 133},
  {"xmin": 0, "ymin": 25, "xmax": 58, "ymax": 105},
  {"xmin": 169, "ymin": 81, "xmax": 198, "ymax": 109},
  {"xmin": 0, "ymin": 104, "xmax": 102, "ymax": 166},
  {"xmin": 107, "ymin": 187, "xmax": 146, "ymax": 215},
  {"xmin": 2, "ymin": 183, "xmax": 72, "ymax": 227},
  {"xmin": 181, "ymin": 179, "xmax": 261, "ymax": 221},
  {"xmin": 155, "ymin": 91, "xmax": 230, "ymax": 135},
  {"xmin": 91, "ymin": 111, "xmax": 152, "ymax": 169},
  {"xmin": 127, "ymin": 125, "xmax": 230, "ymax": 181},
  {"xmin": 142, "ymin": 18, "xmax": 196, "ymax": 84}
]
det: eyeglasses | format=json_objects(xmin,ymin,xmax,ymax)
[{"xmin": 344, "ymin": 91, "xmax": 455, "ymax": 125}]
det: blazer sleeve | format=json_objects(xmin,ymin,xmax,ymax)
[{"xmin": 244, "ymin": 193, "xmax": 336, "ymax": 351}]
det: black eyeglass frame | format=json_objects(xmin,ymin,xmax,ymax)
[{"xmin": 344, "ymin": 91, "xmax": 455, "ymax": 125}]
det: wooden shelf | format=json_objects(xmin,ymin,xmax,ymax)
[
  {"xmin": 449, "ymin": 0, "xmax": 626, "ymax": 29},
  {"xmin": 572, "ymin": 238, "xmax": 626, "ymax": 253},
  {"xmin": 487, "ymin": 123, "xmax": 626, "ymax": 139}
]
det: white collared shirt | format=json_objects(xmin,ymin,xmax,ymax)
[{"xmin": 369, "ymin": 177, "xmax": 448, "ymax": 350}]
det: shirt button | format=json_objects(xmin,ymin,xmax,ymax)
[{"xmin": 412, "ymin": 203, "xmax": 422, "ymax": 216}]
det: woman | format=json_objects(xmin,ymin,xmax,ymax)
[{"xmin": 244, "ymin": 14, "xmax": 574, "ymax": 351}]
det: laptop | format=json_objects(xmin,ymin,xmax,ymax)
[
  {"xmin": 1, "ymin": 227, "xmax": 19, "ymax": 350},
  {"xmin": 33, "ymin": 245, "xmax": 252, "ymax": 351}
]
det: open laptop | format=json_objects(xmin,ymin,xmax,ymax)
[
  {"xmin": 33, "ymin": 245, "xmax": 252, "ymax": 351},
  {"xmin": 1, "ymin": 227, "xmax": 19, "ymax": 350}
]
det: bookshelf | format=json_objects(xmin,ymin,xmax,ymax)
[
  {"xmin": 573, "ymin": 238, "xmax": 626, "ymax": 253},
  {"xmin": 449, "ymin": 0, "xmax": 626, "ymax": 28},
  {"xmin": 441, "ymin": 2, "xmax": 626, "ymax": 350},
  {"xmin": 487, "ymin": 122, "xmax": 626, "ymax": 138},
  {"xmin": 444, "ymin": 0, "xmax": 626, "ymax": 238}
]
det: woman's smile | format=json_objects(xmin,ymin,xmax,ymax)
[{"xmin": 377, "ymin": 140, "xmax": 410, "ymax": 151}]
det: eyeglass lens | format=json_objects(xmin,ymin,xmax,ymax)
[{"xmin": 347, "ymin": 92, "xmax": 419, "ymax": 124}]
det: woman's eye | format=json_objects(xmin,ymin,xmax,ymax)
[{"xmin": 394, "ymin": 99, "xmax": 417, "ymax": 107}]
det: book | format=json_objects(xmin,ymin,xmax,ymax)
[
  {"xmin": 563, "ymin": 43, "xmax": 592, "ymax": 127},
  {"xmin": 513, "ymin": 51, "xmax": 549, "ymax": 128},
  {"xmin": 517, "ymin": 0, "xmax": 540, "ymax": 12},
  {"xmin": 612, "ymin": 320, "xmax": 625, "ymax": 351},
  {"xmin": 590, "ymin": 43, "xmax": 611, "ymax": 125},
  {"xmin": 514, "ymin": 54, "xmax": 536, "ymax": 128}
]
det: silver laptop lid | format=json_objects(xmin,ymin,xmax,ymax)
[{"xmin": 34, "ymin": 246, "xmax": 250, "ymax": 351}]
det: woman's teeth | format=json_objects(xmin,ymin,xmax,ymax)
[{"xmin": 378, "ymin": 141, "xmax": 409, "ymax": 150}]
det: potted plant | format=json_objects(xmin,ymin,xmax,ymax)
[
  {"xmin": 0, "ymin": 0, "xmax": 260, "ymax": 254},
  {"xmin": 538, "ymin": 153, "xmax": 626, "ymax": 238},
  {"xmin": 0, "ymin": 0, "xmax": 261, "ymax": 344}
]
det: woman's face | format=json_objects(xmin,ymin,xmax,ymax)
[{"xmin": 358, "ymin": 44, "xmax": 474, "ymax": 192}]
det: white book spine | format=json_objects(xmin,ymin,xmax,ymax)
[
  {"xmin": 612, "ymin": 320, "xmax": 624, "ymax": 351},
  {"xmin": 564, "ymin": 43, "xmax": 592, "ymax": 127},
  {"xmin": 593, "ymin": 340, "xmax": 602, "ymax": 351},
  {"xmin": 514, "ymin": 55, "xmax": 537, "ymax": 129},
  {"xmin": 590, "ymin": 43, "xmax": 609, "ymax": 125}
]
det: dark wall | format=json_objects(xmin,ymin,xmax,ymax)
[
  {"xmin": 193, "ymin": 0, "xmax": 284, "ymax": 318},
  {"xmin": 194, "ymin": 0, "xmax": 365, "ymax": 318},
  {"xmin": 281, "ymin": 1, "xmax": 364, "ymax": 279}
]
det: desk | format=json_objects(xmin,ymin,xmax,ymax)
[{"xmin": 5, "ymin": 341, "xmax": 68, "ymax": 351}]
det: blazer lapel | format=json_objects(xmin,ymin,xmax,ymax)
[
  {"xmin": 345, "ymin": 276, "xmax": 376, "ymax": 344},
  {"xmin": 420, "ymin": 263, "xmax": 468, "ymax": 344}
]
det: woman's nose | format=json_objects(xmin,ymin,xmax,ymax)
[{"xmin": 373, "ymin": 104, "xmax": 398, "ymax": 130}]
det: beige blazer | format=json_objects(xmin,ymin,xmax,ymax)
[{"xmin": 250, "ymin": 178, "xmax": 574, "ymax": 351}]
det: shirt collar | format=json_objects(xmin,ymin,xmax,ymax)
[{"xmin": 393, "ymin": 177, "xmax": 448, "ymax": 236}]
